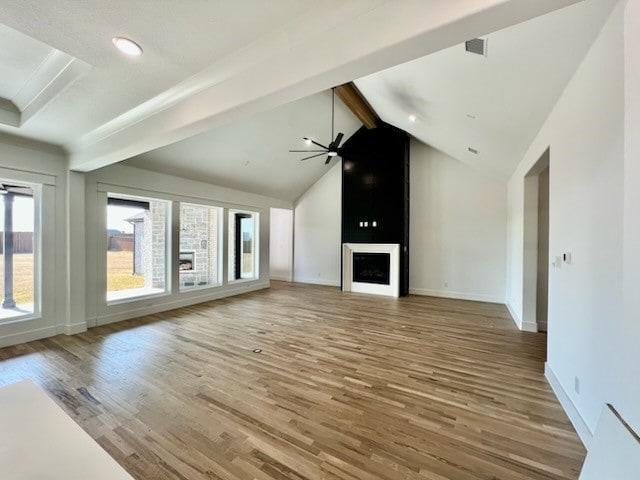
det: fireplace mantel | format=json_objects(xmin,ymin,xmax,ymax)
[{"xmin": 342, "ymin": 243, "xmax": 400, "ymax": 297}]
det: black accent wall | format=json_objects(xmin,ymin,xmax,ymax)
[{"xmin": 341, "ymin": 123, "xmax": 410, "ymax": 296}]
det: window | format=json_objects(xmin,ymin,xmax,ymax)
[
  {"xmin": 179, "ymin": 203, "xmax": 222, "ymax": 290},
  {"xmin": 0, "ymin": 181, "xmax": 39, "ymax": 321},
  {"xmin": 228, "ymin": 210, "xmax": 259, "ymax": 281},
  {"xmin": 106, "ymin": 194, "xmax": 170, "ymax": 302}
]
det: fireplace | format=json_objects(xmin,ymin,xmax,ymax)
[
  {"xmin": 342, "ymin": 243, "xmax": 399, "ymax": 297},
  {"xmin": 179, "ymin": 251, "xmax": 195, "ymax": 272},
  {"xmin": 353, "ymin": 253, "xmax": 390, "ymax": 285}
]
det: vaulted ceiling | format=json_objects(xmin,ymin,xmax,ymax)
[
  {"xmin": 355, "ymin": 0, "xmax": 616, "ymax": 178},
  {"xmin": 0, "ymin": 0, "xmax": 609, "ymax": 201},
  {"xmin": 126, "ymin": 90, "xmax": 361, "ymax": 201}
]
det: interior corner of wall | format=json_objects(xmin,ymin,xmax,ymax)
[{"xmin": 506, "ymin": 301, "xmax": 522, "ymax": 329}]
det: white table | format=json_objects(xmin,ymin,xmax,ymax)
[{"xmin": 0, "ymin": 380, "xmax": 134, "ymax": 480}]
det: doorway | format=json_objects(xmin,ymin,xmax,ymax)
[{"xmin": 523, "ymin": 148, "xmax": 550, "ymax": 333}]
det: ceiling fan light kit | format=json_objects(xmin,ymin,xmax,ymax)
[{"xmin": 289, "ymin": 88, "xmax": 345, "ymax": 165}]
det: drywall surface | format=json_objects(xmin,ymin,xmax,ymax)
[
  {"xmin": 536, "ymin": 166, "xmax": 549, "ymax": 331},
  {"xmin": 621, "ymin": 0, "xmax": 640, "ymax": 437},
  {"xmin": 507, "ymin": 2, "xmax": 631, "ymax": 443},
  {"xmin": 410, "ymin": 141, "xmax": 507, "ymax": 302},
  {"xmin": 269, "ymin": 208, "xmax": 293, "ymax": 281},
  {"xmin": 293, "ymin": 162, "xmax": 342, "ymax": 286}
]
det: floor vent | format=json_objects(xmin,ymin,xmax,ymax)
[{"xmin": 465, "ymin": 38, "xmax": 487, "ymax": 56}]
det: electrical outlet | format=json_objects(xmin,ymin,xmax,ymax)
[{"xmin": 574, "ymin": 376, "xmax": 580, "ymax": 395}]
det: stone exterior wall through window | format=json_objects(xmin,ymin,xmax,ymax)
[{"xmin": 179, "ymin": 204, "xmax": 219, "ymax": 288}]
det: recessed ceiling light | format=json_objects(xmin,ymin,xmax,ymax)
[
  {"xmin": 112, "ymin": 37, "xmax": 143, "ymax": 56},
  {"xmin": 304, "ymin": 138, "xmax": 312, "ymax": 146},
  {"xmin": 408, "ymin": 114, "xmax": 417, "ymax": 123}
]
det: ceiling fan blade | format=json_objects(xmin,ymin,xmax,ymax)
[
  {"xmin": 303, "ymin": 137, "xmax": 329, "ymax": 150},
  {"xmin": 300, "ymin": 153, "xmax": 326, "ymax": 161},
  {"xmin": 289, "ymin": 149, "xmax": 326, "ymax": 153},
  {"xmin": 325, "ymin": 156, "xmax": 332, "ymax": 165},
  {"xmin": 334, "ymin": 132, "xmax": 344, "ymax": 148}
]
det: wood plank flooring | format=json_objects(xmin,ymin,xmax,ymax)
[{"xmin": 0, "ymin": 282, "xmax": 585, "ymax": 479}]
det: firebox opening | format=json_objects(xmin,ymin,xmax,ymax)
[
  {"xmin": 353, "ymin": 252, "xmax": 390, "ymax": 285},
  {"xmin": 179, "ymin": 251, "xmax": 195, "ymax": 272}
]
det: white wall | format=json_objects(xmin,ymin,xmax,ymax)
[
  {"xmin": 536, "ymin": 166, "xmax": 549, "ymax": 332},
  {"xmin": 293, "ymin": 162, "xmax": 342, "ymax": 286},
  {"xmin": 0, "ymin": 134, "xmax": 71, "ymax": 347},
  {"xmin": 410, "ymin": 141, "xmax": 507, "ymax": 302},
  {"xmin": 506, "ymin": 1, "xmax": 637, "ymax": 444},
  {"xmin": 269, "ymin": 208, "xmax": 293, "ymax": 281},
  {"xmin": 292, "ymin": 144, "xmax": 508, "ymax": 300},
  {"xmin": 84, "ymin": 163, "xmax": 290, "ymax": 327},
  {"xmin": 621, "ymin": 0, "xmax": 640, "ymax": 438}
]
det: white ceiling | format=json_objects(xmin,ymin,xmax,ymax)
[
  {"xmin": 126, "ymin": 90, "xmax": 361, "ymax": 201},
  {"xmin": 0, "ymin": 0, "xmax": 591, "ymax": 202},
  {"xmin": 0, "ymin": 24, "xmax": 90, "ymax": 127},
  {"xmin": 0, "ymin": 0, "xmax": 579, "ymax": 172},
  {"xmin": 355, "ymin": 0, "xmax": 616, "ymax": 178},
  {"xmin": 0, "ymin": 0, "xmax": 321, "ymax": 144},
  {"xmin": 0, "ymin": 24, "xmax": 52, "ymax": 101}
]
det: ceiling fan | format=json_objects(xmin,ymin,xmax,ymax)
[{"xmin": 289, "ymin": 88, "xmax": 345, "ymax": 165}]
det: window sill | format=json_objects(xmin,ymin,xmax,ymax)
[
  {"xmin": 0, "ymin": 308, "xmax": 41, "ymax": 325},
  {"xmin": 106, "ymin": 287, "xmax": 169, "ymax": 306},
  {"xmin": 179, "ymin": 283, "xmax": 223, "ymax": 294},
  {"xmin": 228, "ymin": 277, "xmax": 259, "ymax": 285}
]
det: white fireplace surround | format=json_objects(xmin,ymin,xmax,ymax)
[{"xmin": 342, "ymin": 243, "xmax": 400, "ymax": 297}]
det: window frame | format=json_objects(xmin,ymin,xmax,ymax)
[
  {"xmin": 105, "ymin": 192, "xmax": 172, "ymax": 306},
  {"xmin": 0, "ymin": 179, "xmax": 42, "ymax": 324},
  {"xmin": 227, "ymin": 209, "xmax": 260, "ymax": 284}
]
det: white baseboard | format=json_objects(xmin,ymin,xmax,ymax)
[
  {"xmin": 545, "ymin": 362, "xmax": 593, "ymax": 448},
  {"xmin": 96, "ymin": 281, "xmax": 270, "ymax": 327},
  {"xmin": 0, "ymin": 325, "xmax": 57, "ymax": 349},
  {"xmin": 409, "ymin": 287, "xmax": 504, "ymax": 304},
  {"xmin": 505, "ymin": 302, "xmax": 538, "ymax": 331},
  {"xmin": 506, "ymin": 302, "xmax": 522, "ymax": 329},
  {"xmin": 56, "ymin": 322, "xmax": 88, "ymax": 336},
  {"xmin": 293, "ymin": 277, "xmax": 341, "ymax": 287},
  {"xmin": 270, "ymin": 275, "xmax": 292, "ymax": 282}
]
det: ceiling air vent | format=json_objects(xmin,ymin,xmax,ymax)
[{"xmin": 465, "ymin": 38, "xmax": 487, "ymax": 56}]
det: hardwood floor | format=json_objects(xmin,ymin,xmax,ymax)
[{"xmin": 0, "ymin": 282, "xmax": 585, "ymax": 479}]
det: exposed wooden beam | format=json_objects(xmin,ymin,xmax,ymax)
[{"xmin": 335, "ymin": 82, "xmax": 379, "ymax": 129}]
